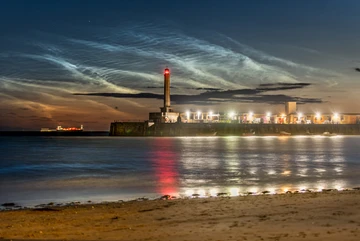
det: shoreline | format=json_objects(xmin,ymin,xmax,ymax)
[
  {"xmin": 2, "ymin": 187, "xmax": 359, "ymax": 211},
  {"xmin": 1, "ymin": 190, "xmax": 359, "ymax": 240}
]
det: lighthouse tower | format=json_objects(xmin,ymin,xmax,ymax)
[
  {"xmin": 161, "ymin": 67, "xmax": 172, "ymax": 113},
  {"xmin": 149, "ymin": 67, "xmax": 179, "ymax": 123}
]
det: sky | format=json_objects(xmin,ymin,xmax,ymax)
[{"xmin": 0, "ymin": 0, "xmax": 360, "ymax": 130}]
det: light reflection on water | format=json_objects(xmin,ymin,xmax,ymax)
[{"xmin": 0, "ymin": 136, "xmax": 359, "ymax": 206}]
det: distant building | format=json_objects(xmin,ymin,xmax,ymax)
[{"xmin": 285, "ymin": 102, "xmax": 297, "ymax": 115}]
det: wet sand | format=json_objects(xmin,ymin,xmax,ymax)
[{"xmin": 0, "ymin": 190, "xmax": 359, "ymax": 240}]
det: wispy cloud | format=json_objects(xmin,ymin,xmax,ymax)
[{"xmin": 1, "ymin": 23, "xmax": 336, "ymax": 94}]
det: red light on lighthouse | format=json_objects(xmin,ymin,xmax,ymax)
[{"xmin": 164, "ymin": 68, "xmax": 170, "ymax": 74}]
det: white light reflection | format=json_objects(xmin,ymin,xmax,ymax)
[
  {"xmin": 333, "ymin": 180, "xmax": 347, "ymax": 191},
  {"xmin": 282, "ymin": 187, "xmax": 290, "ymax": 193},
  {"xmin": 249, "ymin": 167, "xmax": 257, "ymax": 175},
  {"xmin": 281, "ymin": 170, "xmax": 291, "ymax": 176},
  {"xmin": 315, "ymin": 168, "xmax": 326, "ymax": 173},
  {"xmin": 209, "ymin": 188, "xmax": 218, "ymax": 197},
  {"xmin": 249, "ymin": 187, "xmax": 258, "ymax": 194},
  {"xmin": 317, "ymin": 186, "xmax": 324, "ymax": 192},
  {"xmin": 268, "ymin": 188, "xmax": 276, "ymax": 194},
  {"xmin": 299, "ymin": 186, "xmax": 307, "ymax": 192},
  {"xmin": 298, "ymin": 168, "xmax": 308, "ymax": 177},
  {"xmin": 185, "ymin": 189, "xmax": 194, "ymax": 196},
  {"xmin": 229, "ymin": 188, "xmax": 239, "ymax": 196},
  {"xmin": 335, "ymin": 185, "xmax": 343, "ymax": 191},
  {"xmin": 268, "ymin": 169, "xmax": 276, "ymax": 175},
  {"xmin": 197, "ymin": 189, "xmax": 206, "ymax": 196}
]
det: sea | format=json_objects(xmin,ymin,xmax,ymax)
[{"xmin": 1, "ymin": 136, "xmax": 359, "ymax": 207}]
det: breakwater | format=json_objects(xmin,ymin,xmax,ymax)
[{"xmin": 109, "ymin": 122, "xmax": 360, "ymax": 136}]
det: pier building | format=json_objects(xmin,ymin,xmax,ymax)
[{"xmin": 110, "ymin": 68, "xmax": 360, "ymax": 136}]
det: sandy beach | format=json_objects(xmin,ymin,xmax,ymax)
[{"xmin": 0, "ymin": 190, "xmax": 359, "ymax": 241}]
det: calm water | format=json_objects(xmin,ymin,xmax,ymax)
[{"xmin": 0, "ymin": 136, "xmax": 359, "ymax": 206}]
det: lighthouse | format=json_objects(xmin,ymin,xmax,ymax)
[
  {"xmin": 149, "ymin": 67, "xmax": 179, "ymax": 123},
  {"xmin": 161, "ymin": 67, "xmax": 172, "ymax": 113}
]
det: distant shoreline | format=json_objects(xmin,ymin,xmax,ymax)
[{"xmin": 0, "ymin": 131, "xmax": 109, "ymax": 136}]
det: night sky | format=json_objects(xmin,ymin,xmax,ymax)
[{"xmin": 1, "ymin": 0, "xmax": 360, "ymax": 130}]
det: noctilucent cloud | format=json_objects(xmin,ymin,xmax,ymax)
[{"xmin": 1, "ymin": 0, "xmax": 360, "ymax": 130}]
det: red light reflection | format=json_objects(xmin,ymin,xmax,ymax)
[{"xmin": 150, "ymin": 139, "xmax": 178, "ymax": 196}]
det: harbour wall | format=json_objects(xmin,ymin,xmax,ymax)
[
  {"xmin": 110, "ymin": 122, "xmax": 148, "ymax": 136},
  {"xmin": 110, "ymin": 122, "xmax": 360, "ymax": 136}
]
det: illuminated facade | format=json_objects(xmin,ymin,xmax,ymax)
[
  {"xmin": 287, "ymin": 113, "xmax": 360, "ymax": 124},
  {"xmin": 149, "ymin": 69, "xmax": 360, "ymax": 124},
  {"xmin": 178, "ymin": 108, "xmax": 360, "ymax": 124},
  {"xmin": 285, "ymin": 102, "xmax": 297, "ymax": 115},
  {"xmin": 179, "ymin": 111, "xmax": 276, "ymax": 124}
]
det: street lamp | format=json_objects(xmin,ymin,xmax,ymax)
[{"xmin": 229, "ymin": 111, "xmax": 235, "ymax": 119}]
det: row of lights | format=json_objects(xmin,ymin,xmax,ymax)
[
  {"xmin": 185, "ymin": 111, "xmax": 341, "ymax": 120},
  {"xmin": 228, "ymin": 111, "xmax": 272, "ymax": 118},
  {"xmin": 185, "ymin": 111, "xmax": 272, "ymax": 118},
  {"xmin": 297, "ymin": 112, "xmax": 339, "ymax": 119},
  {"xmin": 184, "ymin": 185, "xmax": 345, "ymax": 197},
  {"xmin": 275, "ymin": 112, "xmax": 340, "ymax": 119},
  {"xmin": 186, "ymin": 111, "xmax": 218, "ymax": 119}
]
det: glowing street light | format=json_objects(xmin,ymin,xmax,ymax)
[
  {"xmin": 333, "ymin": 113, "xmax": 339, "ymax": 119},
  {"xmin": 266, "ymin": 112, "xmax": 271, "ymax": 117},
  {"xmin": 298, "ymin": 112, "xmax": 303, "ymax": 118},
  {"xmin": 229, "ymin": 111, "xmax": 235, "ymax": 119},
  {"xmin": 249, "ymin": 111, "xmax": 253, "ymax": 117},
  {"xmin": 316, "ymin": 112, "xmax": 321, "ymax": 119},
  {"xmin": 186, "ymin": 111, "xmax": 190, "ymax": 119}
]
